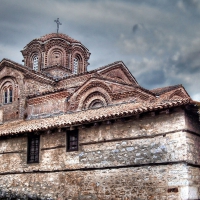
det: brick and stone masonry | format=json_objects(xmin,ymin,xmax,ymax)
[{"xmin": 0, "ymin": 33, "xmax": 199, "ymax": 199}]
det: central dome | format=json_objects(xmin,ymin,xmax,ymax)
[{"xmin": 21, "ymin": 33, "xmax": 91, "ymax": 77}]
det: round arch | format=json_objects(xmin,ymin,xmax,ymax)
[
  {"xmin": 0, "ymin": 77, "xmax": 18, "ymax": 104},
  {"xmin": 29, "ymin": 49, "xmax": 42, "ymax": 71},
  {"xmin": 78, "ymin": 87, "xmax": 112, "ymax": 110},
  {"xmin": 47, "ymin": 46, "xmax": 66, "ymax": 67}
]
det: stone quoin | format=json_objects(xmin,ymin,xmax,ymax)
[{"xmin": 0, "ymin": 32, "xmax": 200, "ymax": 200}]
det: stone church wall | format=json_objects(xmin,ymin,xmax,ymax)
[
  {"xmin": 0, "ymin": 165, "xmax": 200, "ymax": 199},
  {"xmin": 0, "ymin": 108, "xmax": 200, "ymax": 199}
]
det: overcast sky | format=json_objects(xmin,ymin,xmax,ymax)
[{"xmin": 0, "ymin": 0, "xmax": 200, "ymax": 100}]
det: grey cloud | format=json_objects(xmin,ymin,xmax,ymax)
[
  {"xmin": 179, "ymin": 52, "xmax": 200, "ymax": 73},
  {"xmin": 182, "ymin": 0, "xmax": 200, "ymax": 8},
  {"xmin": 0, "ymin": 0, "xmax": 200, "ymax": 100},
  {"xmin": 139, "ymin": 69, "xmax": 166, "ymax": 89}
]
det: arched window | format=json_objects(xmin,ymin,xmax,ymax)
[
  {"xmin": 73, "ymin": 54, "xmax": 83, "ymax": 74},
  {"xmin": 73, "ymin": 57, "xmax": 79, "ymax": 74},
  {"xmin": 3, "ymin": 86, "xmax": 13, "ymax": 104},
  {"xmin": 9, "ymin": 87, "xmax": 13, "ymax": 103},
  {"xmin": 33, "ymin": 55, "xmax": 39, "ymax": 71},
  {"xmin": 4, "ymin": 89, "xmax": 8, "ymax": 104}
]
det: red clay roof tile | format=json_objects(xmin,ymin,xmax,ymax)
[{"xmin": 0, "ymin": 98, "xmax": 191, "ymax": 136}]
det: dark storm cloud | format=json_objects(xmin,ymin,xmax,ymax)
[
  {"xmin": 0, "ymin": 0, "xmax": 200, "ymax": 100},
  {"xmin": 132, "ymin": 24, "xmax": 139, "ymax": 33},
  {"xmin": 172, "ymin": 50, "xmax": 200, "ymax": 74}
]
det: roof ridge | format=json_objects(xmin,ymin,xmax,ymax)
[{"xmin": 150, "ymin": 84, "xmax": 183, "ymax": 95}]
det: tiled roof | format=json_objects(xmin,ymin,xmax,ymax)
[
  {"xmin": 0, "ymin": 59, "xmax": 55, "ymax": 84},
  {"xmin": 150, "ymin": 85, "xmax": 182, "ymax": 96},
  {"xmin": 22, "ymin": 33, "xmax": 80, "ymax": 50},
  {"xmin": 37, "ymin": 33, "xmax": 79, "ymax": 43},
  {"xmin": 0, "ymin": 98, "xmax": 191, "ymax": 136}
]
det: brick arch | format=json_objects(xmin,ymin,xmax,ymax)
[
  {"xmin": 29, "ymin": 51, "xmax": 42, "ymax": 71},
  {"xmin": 0, "ymin": 77, "xmax": 18, "ymax": 104},
  {"xmin": 71, "ymin": 46, "xmax": 88, "ymax": 73},
  {"xmin": 77, "ymin": 86, "xmax": 112, "ymax": 110},
  {"xmin": 82, "ymin": 92, "xmax": 108, "ymax": 110},
  {"xmin": 24, "ymin": 43, "xmax": 43, "ymax": 70},
  {"xmin": 88, "ymin": 99, "xmax": 105, "ymax": 109},
  {"xmin": 76, "ymin": 81, "xmax": 112, "ymax": 101},
  {"xmin": 47, "ymin": 46, "xmax": 66, "ymax": 67},
  {"xmin": 44, "ymin": 40, "xmax": 69, "ymax": 67}
]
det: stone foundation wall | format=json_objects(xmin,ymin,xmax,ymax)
[{"xmin": 0, "ymin": 164, "xmax": 200, "ymax": 200}]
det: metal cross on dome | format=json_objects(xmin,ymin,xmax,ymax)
[{"xmin": 54, "ymin": 18, "xmax": 62, "ymax": 33}]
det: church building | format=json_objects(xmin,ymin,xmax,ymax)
[{"xmin": 0, "ymin": 32, "xmax": 200, "ymax": 200}]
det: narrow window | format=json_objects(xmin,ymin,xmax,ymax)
[
  {"xmin": 3, "ymin": 87, "xmax": 13, "ymax": 104},
  {"xmin": 33, "ymin": 55, "xmax": 39, "ymax": 71},
  {"xmin": 27, "ymin": 135, "xmax": 40, "ymax": 163},
  {"xmin": 9, "ymin": 88, "xmax": 12, "ymax": 103},
  {"xmin": 67, "ymin": 130, "xmax": 78, "ymax": 151},
  {"xmin": 4, "ymin": 89, "xmax": 7, "ymax": 104},
  {"xmin": 73, "ymin": 57, "xmax": 78, "ymax": 74}
]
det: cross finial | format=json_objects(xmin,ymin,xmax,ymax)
[{"xmin": 54, "ymin": 18, "xmax": 62, "ymax": 33}]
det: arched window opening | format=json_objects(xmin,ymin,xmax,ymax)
[
  {"xmin": 3, "ymin": 86, "xmax": 13, "ymax": 104},
  {"xmin": 9, "ymin": 87, "xmax": 13, "ymax": 103},
  {"xmin": 73, "ymin": 54, "xmax": 82, "ymax": 74},
  {"xmin": 33, "ymin": 55, "xmax": 39, "ymax": 71},
  {"xmin": 89, "ymin": 100, "xmax": 104, "ymax": 109},
  {"xmin": 73, "ymin": 57, "xmax": 79, "ymax": 74},
  {"xmin": 4, "ymin": 89, "xmax": 8, "ymax": 104}
]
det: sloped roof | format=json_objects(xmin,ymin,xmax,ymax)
[
  {"xmin": 0, "ymin": 59, "xmax": 55, "ymax": 85},
  {"xmin": 23, "ymin": 33, "xmax": 80, "ymax": 49},
  {"xmin": 0, "ymin": 97, "xmax": 191, "ymax": 136},
  {"xmin": 151, "ymin": 84, "xmax": 183, "ymax": 96},
  {"xmin": 37, "ymin": 33, "xmax": 80, "ymax": 43}
]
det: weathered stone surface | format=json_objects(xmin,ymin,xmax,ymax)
[
  {"xmin": 0, "ymin": 164, "xmax": 199, "ymax": 200},
  {"xmin": 0, "ymin": 109, "xmax": 199, "ymax": 199}
]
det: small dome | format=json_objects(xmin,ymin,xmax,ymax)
[
  {"xmin": 21, "ymin": 33, "xmax": 90, "ymax": 76},
  {"xmin": 35, "ymin": 33, "xmax": 80, "ymax": 43}
]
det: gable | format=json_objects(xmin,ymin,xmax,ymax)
[
  {"xmin": 0, "ymin": 59, "xmax": 55, "ymax": 85},
  {"xmin": 96, "ymin": 61, "xmax": 139, "ymax": 86},
  {"xmin": 0, "ymin": 59, "xmax": 56, "ymax": 123},
  {"xmin": 157, "ymin": 86, "xmax": 190, "ymax": 100}
]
